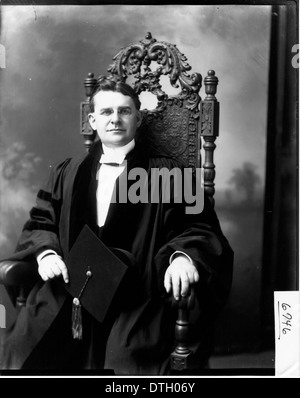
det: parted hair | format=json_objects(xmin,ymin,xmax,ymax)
[{"xmin": 89, "ymin": 76, "xmax": 141, "ymax": 112}]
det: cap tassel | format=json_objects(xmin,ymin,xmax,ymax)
[
  {"xmin": 71, "ymin": 267, "xmax": 92, "ymax": 340},
  {"xmin": 72, "ymin": 298, "xmax": 83, "ymax": 340}
]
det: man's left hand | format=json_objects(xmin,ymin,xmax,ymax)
[{"xmin": 164, "ymin": 255, "xmax": 199, "ymax": 301}]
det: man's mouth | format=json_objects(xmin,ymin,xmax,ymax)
[{"xmin": 108, "ymin": 129, "xmax": 126, "ymax": 133}]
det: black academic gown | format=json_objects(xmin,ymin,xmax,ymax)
[{"xmin": 0, "ymin": 141, "xmax": 233, "ymax": 375}]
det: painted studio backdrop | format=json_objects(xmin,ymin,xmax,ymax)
[{"xmin": 0, "ymin": 4, "xmax": 297, "ymax": 370}]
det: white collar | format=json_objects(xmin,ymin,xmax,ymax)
[
  {"xmin": 100, "ymin": 140, "xmax": 135, "ymax": 165},
  {"xmin": 102, "ymin": 139, "xmax": 135, "ymax": 157}
]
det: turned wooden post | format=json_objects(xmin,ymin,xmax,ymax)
[
  {"xmin": 200, "ymin": 70, "xmax": 219, "ymax": 207},
  {"xmin": 170, "ymin": 287, "xmax": 195, "ymax": 371},
  {"xmin": 80, "ymin": 72, "xmax": 97, "ymax": 151}
]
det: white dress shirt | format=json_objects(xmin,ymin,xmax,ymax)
[{"xmin": 97, "ymin": 139, "xmax": 135, "ymax": 227}]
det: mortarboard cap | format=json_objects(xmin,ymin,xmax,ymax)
[{"xmin": 64, "ymin": 224, "xmax": 135, "ymax": 338}]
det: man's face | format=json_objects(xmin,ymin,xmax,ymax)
[{"xmin": 88, "ymin": 91, "xmax": 142, "ymax": 148}]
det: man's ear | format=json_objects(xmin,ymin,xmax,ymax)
[
  {"xmin": 136, "ymin": 111, "xmax": 142, "ymax": 128},
  {"xmin": 88, "ymin": 113, "xmax": 96, "ymax": 130}
]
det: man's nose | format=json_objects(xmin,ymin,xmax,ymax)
[{"xmin": 110, "ymin": 110, "xmax": 120, "ymax": 124}]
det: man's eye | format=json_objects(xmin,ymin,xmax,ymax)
[
  {"xmin": 100, "ymin": 109, "xmax": 113, "ymax": 116},
  {"xmin": 119, "ymin": 108, "xmax": 131, "ymax": 115}
]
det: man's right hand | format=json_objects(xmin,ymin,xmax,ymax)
[{"xmin": 37, "ymin": 253, "xmax": 69, "ymax": 283}]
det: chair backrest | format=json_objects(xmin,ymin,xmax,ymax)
[{"xmin": 80, "ymin": 32, "xmax": 219, "ymax": 205}]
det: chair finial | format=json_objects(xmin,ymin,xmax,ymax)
[
  {"xmin": 84, "ymin": 72, "xmax": 97, "ymax": 98},
  {"xmin": 204, "ymin": 70, "xmax": 218, "ymax": 99}
]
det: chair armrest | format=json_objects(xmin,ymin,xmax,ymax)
[{"xmin": 0, "ymin": 260, "xmax": 39, "ymax": 287}]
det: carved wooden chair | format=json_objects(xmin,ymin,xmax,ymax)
[{"xmin": 0, "ymin": 33, "xmax": 219, "ymax": 372}]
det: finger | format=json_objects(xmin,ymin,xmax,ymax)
[
  {"xmin": 171, "ymin": 274, "xmax": 181, "ymax": 301},
  {"xmin": 38, "ymin": 268, "xmax": 49, "ymax": 282},
  {"xmin": 180, "ymin": 273, "xmax": 190, "ymax": 297},
  {"xmin": 164, "ymin": 270, "xmax": 172, "ymax": 293},
  {"xmin": 186, "ymin": 267, "xmax": 199, "ymax": 284},
  {"xmin": 193, "ymin": 269, "xmax": 200, "ymax": 283},
  {"xmin": 44, "ymin": 268, "xmax": 56, "ymax": 279},
  {"xmin": 50, "ymin": 262, "xmax": 62, "ymax": 277},
  {"xmin": 57, "ymin": 260, "xmax": 69, "ymax": 283}
]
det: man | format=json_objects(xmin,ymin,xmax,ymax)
[{"xmin": 0, "ymin": 77, "xmax": 233, "ymax": 375}]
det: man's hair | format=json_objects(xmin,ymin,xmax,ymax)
[{"xmin": 89, "ymin": 76, "xmax": 141, "ymax": 112}]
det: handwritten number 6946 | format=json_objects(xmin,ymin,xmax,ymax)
[{"xmin": 281, "ymin": 303, "xmax": 292, "ymax": 335}]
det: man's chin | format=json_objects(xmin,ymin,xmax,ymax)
[
  {"xmin": 104, "ymin": 137, "xmax": 133, "ymax": 147},
  {"xmin": 103, "ymin": 139, "xmax": 131, "ymax": 148}
]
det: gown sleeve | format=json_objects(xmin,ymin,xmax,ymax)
[
  {"xmin": 1, "ymin": 159, "xmax": 71, "ymax": 304},
  {"xmin": 153, "ymin": 159, "xmax": 234, "ymax": 312},
  {"xmin": 11, "ymin": 159, "xmax": 72, "ymax": 261}
]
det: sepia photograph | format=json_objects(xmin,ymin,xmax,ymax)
[{"xmin": 0, "ymin": 1, "xmax": 298, "ymax": 380}]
